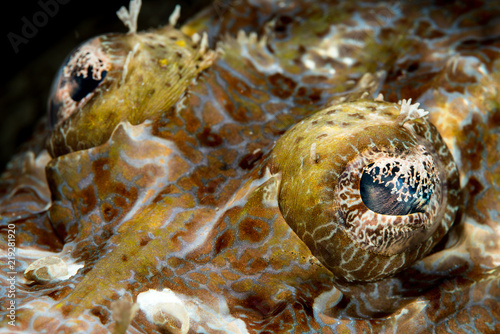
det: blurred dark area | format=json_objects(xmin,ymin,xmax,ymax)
[{"xmin": 0, "ymin": 0, "xmax": 212, "ymax": 171}]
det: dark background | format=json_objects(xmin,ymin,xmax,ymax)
[{"xmin": 0, "ymin": 0, "xmax": 211, "ymax": 170}]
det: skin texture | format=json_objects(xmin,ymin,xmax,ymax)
[{"xmin": 0, "ymin": 0, "xmax": 499, "ymax": 333}]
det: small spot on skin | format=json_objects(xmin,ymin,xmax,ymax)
[
  {"xmin": 197, "ymin": 127, "xmax": 223, "ymax": 147},
  {"xmin": 80, "ymin": 185, "xmax": 97, "ymax": 216},
  {"xmin": 152, "ymin": 185, "xmax": 174, "ymax": 204},
  {"xmin": 239, "ymin": 149, "xmax": 264, "ymax": 170},
  {"xmin": 90, "ymin": 306, "xmax": 110, "ymax": 325},
  {"xmin": 101, "ymin": 202, "xmax": 119, "ymax": 222},
  {"xmin": 349, "ymin": 113, "xmax": 366, "ymax": 119},
  {"xmin": 175, "ymin": 40, "xmax": 186, "ymax": 47},
  {"xmin": 316, "ymin": 134, "xmax": 328, "ymax": 140},
  {"xmin": 159, "ymin": 59, "xmax": 168, "ymax": 67},
  {"xmin": 140, "ymin": 235, "xmax": 152, "ymax": 247},
  {"xmin": 268, "ymin": 73, "xmax": 298, "ymax": 98},
  {"xmin": 61, "ymin": 305, "xmax": 73, "ymax": 317},
  {"xmin": 215, "ymin": 230, "xmax": 234, "ymax": 255},
  {"xmin": 47, "ymin": 286, "xmax": 73, "ymax": 301},
  {"xmin": 238, "ymin": 218, "xmax": 270, "ymax": 243}
]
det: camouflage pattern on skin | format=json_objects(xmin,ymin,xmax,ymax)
[{"xmin": 0, "ymin": 0, "xmax": 499, "ymax": 333}]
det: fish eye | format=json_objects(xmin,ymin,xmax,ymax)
[
  {"xmin": 359, "ymin": 158, "xmax": 435, "ymax": 216},
  {"xmin": 66, "ymin": 61, "xmax": 107, "ymax": 102},
  {"xmin": 48, "ymin": 37, "xmax": 110, "ymax": 128},
  {"xmin": 273, "ymin": 100, "xmax": 460, "ymax": 282}
]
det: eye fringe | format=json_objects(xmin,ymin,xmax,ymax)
[
  {"xmin": 360, "ymin": 161, "xmax": 435, "ymax": 216},
  {"xmin": 362, "ymin": 150, "xmax": 436, "ymax": 203}
]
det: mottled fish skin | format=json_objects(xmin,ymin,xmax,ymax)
[{"xmin": 0, "ymin": 0, "xmax": 499, "ymax": 333}]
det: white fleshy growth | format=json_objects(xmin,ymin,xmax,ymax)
[
  {"xmin": 117, "ymin": 0, "xmax": 142, "ymax": 33},
  {"xmin": 169, "ymin": 4, "xmax": 181, "ymax": 26},
  {"xmin": 191, "ymin": 32, "xmax": 201, "ymax": 44},
  {"xmin": 137, "ymin": 289, "xmax": 190, "ymax": 333},
  {"xmin": 59, "ymin": 259, "xmax": 85, "ymax": 281},
  {"xmin": 396, "ymin": 98, "xmax": 428, "ymax": 125},
  {"xmin": 310, "ymin": 142, "xmax": 318, "ymax": 163},
  {"xmin": 24, "ymin": 256, "xmax": 68, "ymax": 284},
  {"xmin": 121, "ymin": 42, "xmax": 140, "ymax": 85},
  {"xmin": 200, "ymin": 32, "xmax": 209, "ymax": 54}
]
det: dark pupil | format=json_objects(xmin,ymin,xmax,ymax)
[
  {"xmin": 360, "ymin": 163, "xmax": 432, "ymax": 216},
  {"xmin": 69, "ymin": 66, "xmax": 107, "ymax": 102}
]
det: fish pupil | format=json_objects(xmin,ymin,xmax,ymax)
[
  {"xmin": 69, "ymin": 66, "xmax": 107, "ymax": 102},
  {"xmin": 360, "ymin": 163, "xmax": 432, "ymax": 216}
]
